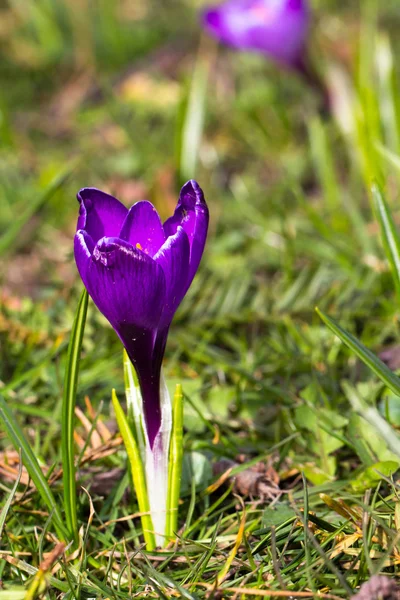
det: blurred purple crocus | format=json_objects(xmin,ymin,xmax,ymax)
[
  {"xmin": 202, "ymin": 0, "xmax": 310, "ymax": 70},
  {"xmin": 74, "ymin": 181, "xmax": 208, "ymax": 448}
]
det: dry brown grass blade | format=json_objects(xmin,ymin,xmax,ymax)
[
  {"xmin": 217, "ymin": 495, "xmax": 246, "ymax": 585},
  {"xmin": 0, "ymin": 450, "xmax": 46, "ymax": 487},
  {"xmin": 206, "ymin": 465, "xmax": 234, "ymax": 494},
  {"xmin": 84, "ymin": 395, "xmax": 112, "ymax": 441},
  {"xmin": 192, "ymin": 581, "xmax": 344, "ymax": 599},
  {"xmin": 38, "ymin": 542, "xmax": 66, "ymax": 573},
  {"xmin": 75, "ymin": 406, "xmax": 102, "ymax": 449},
  {"xmin": 97, "ymin": 510, "xmax": 145, "ymax": 531}
]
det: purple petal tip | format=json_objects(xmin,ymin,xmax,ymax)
[
  {"xmin": 77, "ymin": 187, "xmax": 98, "ymax": 204},
  {"xmin": 180, "ymin": 180, "xmax": 205, "ymax": 207}
]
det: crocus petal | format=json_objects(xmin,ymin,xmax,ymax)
[
  {"xmin": 74, "ymin": 230, "xmax": 95, "ymax": 288},
  {"xmin": 163, "ymin": 180, "xmax": 209, "ymax": 288},
  {"xmin": 120, "ymin": 201, "xmax": 166, "ymax": 258},
  {"xmin": 154, "ymin": 226, "xmax": 190, "ymax": 329},
  {"xmin": 77, "ymin": 188, "xmax": 128, "ymax": 243},
  {"xmin": 202, "ymin": 0, "xmax": 309, "ymax": 67},
  {"xmin": 73, "ymin": 181, "xmax": 209, "ymax": 450},
  {"xmin": 75, "ymin": 235, "xmax": 167, "ymax": 447},
  {"xmin": 81, "ymin": 236, "xmax": 166, "ymax": 333}
]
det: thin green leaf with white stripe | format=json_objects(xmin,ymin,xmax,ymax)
[
  {"xmin": 372, "ymin": 183, "xmax": 400, "ymax": 301},
  {"xmin": 111, "ymin": 389, "xmax": 155, "ymax": 551},
  {"xmin": 316, "ymin": 308, "xmax": 400, "ymax": 397},
  {"xmin": 166, "ymin": 384, "xmax": 184, "ymax": 539},
  {"xmin": 61, "ymin": 288, "xmax": 89, "ymax": 541},
  {"xmin": 0, "ymin": 396, "xmax": 69, "ymax": 540},
  {"xmin": 123, "ymin": 349, "xmax": 146, "ymax": 463}
]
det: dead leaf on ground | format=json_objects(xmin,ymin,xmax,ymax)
[
  {"xmin": 212, "ymin": 458, "xmax": 281, "ymax": 501},
  {"xmin": 351, "ymin": 575, "xmax": 400, "ymax": 600}
]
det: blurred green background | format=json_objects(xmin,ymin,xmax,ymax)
[
  {"xmin": 2, "ymin": 0, "xmax": 400, "ymax": 438},
  {"xmin": 3, "ymin": 0, "xmax": 400, "ymax": 595}
]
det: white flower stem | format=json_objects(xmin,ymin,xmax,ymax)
[
  {"xmin": 123, "ymin": 350, "xmax": 146, "ymax": 464},
  {"xmin": 124, "ymin": 355, "xmax": 172, "ymax": 546},
  {"xmin": 144, "ymin": 373, "xmax": 172, "ymax": 546}
]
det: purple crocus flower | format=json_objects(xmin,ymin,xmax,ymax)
[
  {"xmin": 74, "ymin": 180, "xmax": 208, "ymax": 448},
  {"xmin": 202, "ymin": 0, "xmax": 310, "ymax": 70}
]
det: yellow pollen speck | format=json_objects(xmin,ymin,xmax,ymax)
[{"xmin": 136, "ymin": 242, "xmax": 143, "ymax": 250}]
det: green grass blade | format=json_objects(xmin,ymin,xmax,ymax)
[
  {"xmin": 375, "ymin": 34, "xmax": 400, "ymax": 153},
  {"xmin": 166, "ymin": 384, "xmax": 184, "ymax": 539},
  {"xmin": 376, "ymin": 143, "xmax": 400, "ymax": 171},
  {"xmin": 0, "ymin": 449, "xmax": 22, "ymax": 540},
  {"xmin": 1, "ymin": 342, "xmax": 66, "ymax": 396},
  {"xmin": 372, "ymin": 183, "xmax": 400, "ymax": 301},
  {"xmin": 316, "ymin": 308, "xmax": 400, "ymax": 397},
  {"xmin": 308, "ymin": 117, "xmax": 340, "ymax": 213},
  {"xmin": 0, "ymin": 166, "xmax": 73, "ymax": 256},
  {"xmin": 176, "ymin": 42, "xmax": 211, "ymax": 185},
  {"xmin": 343, "ymin": 382, "xmax": 400, "ymax": 458},
  {"xmin": 61, "ymin": 289, "xmax": 89, "ymax": 541},
  {"xmin": 111, "ymin": 389, "xmax": 155, "ymax": 551},
  {"xmin": 0, "ymin": 395, "xmax": 69, "ymax": 540}
]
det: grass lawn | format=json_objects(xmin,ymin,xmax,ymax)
[{"xmin": 1, "ymin": 0, "xmax": 400, "ymax": 598}]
